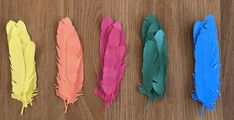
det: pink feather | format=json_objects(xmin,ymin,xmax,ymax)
[
  {"xmin": 94, "ymin": 16, "xmax": 126, "ymax": 107},
  {"xmin": 55, "ymin": 17, "xmax": 84, "ymax": 113}
]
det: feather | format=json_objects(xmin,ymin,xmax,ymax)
[
  {"xmin": 6, "ymin": 20, "xmax": 37, "ymax": 115},
  {"xmin": 139, "ymin": 14, "xmax": 168, "ymax": 107},
  {"xmin": 94, "ymin": 16, "xmax": 126, "ymax": 107},
  {"xmin": 55, "ymin": 17, "xmax": 84, "ymax": 113},
  {"xmin": 192, "ymin": 15, "xmax": 221, "ymax": 116}
]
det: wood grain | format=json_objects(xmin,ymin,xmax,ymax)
[
  {"xmin": 221, "ymin": 0, "xmax": 234, "ymax": 120},
  {"xmin": 0, "ymin": 0, "xmax": 230, "ymax": 120}
]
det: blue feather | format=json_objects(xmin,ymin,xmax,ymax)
[{"xmin": 192, "ymin": 15, "xmax": 221, "ymax": 116}]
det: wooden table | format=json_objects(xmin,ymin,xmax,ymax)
[{"xmin": 0, "ymin": 0, "xmax": 233, "ymax": 120}]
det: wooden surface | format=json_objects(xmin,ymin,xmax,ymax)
[
  {"xmin": 0, "ymin": 0, "xmax": 232, "ymax": 120},
  {"xmin": 221, "ymin": 0, "xmax": 234, "ymax": 120}
]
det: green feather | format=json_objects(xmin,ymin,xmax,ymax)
[{"xmin": 139, "ymin": 14, "xmax": 168, "ymax": 106}]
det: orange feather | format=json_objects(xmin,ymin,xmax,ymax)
[{"xmin": 55, "ymin": 17, "xmax": 84, "ymax": 113}]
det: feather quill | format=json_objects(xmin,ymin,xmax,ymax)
[
  {"xmin": 6, "ymin": 20, "xmax": 37, "ymax": 115},
  {"xmin": 192, "ymin": 15, "xmax": 221, "ymax": 116},
  {"xmin": 94, "ymin": 16, "xmax": 126, "ymax": 107},
  {"xmin": 139, "ymin": 14, "xmax": 168, "ymax": 107},
  {"xmin": 55, "ymin": 17, "xmax": 84, "ymax": 113}
]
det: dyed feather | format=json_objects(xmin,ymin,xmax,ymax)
[
  {"xmin": 6, "ymin": 20, "xmax": 37, "ymax": 115},
  {"xmin": 192, "ymin": 15, "xmax": 221, "ymax": 116},
  {"xmin": 139, "ymin": 14, "xmax": 168, "ymax": 106},
  {"xmin": 55, "ymin": 17, "xmax": 84, "ymax": 113},
  {"xmin": 94, "ymin": 16, "xmax": 126, "ymax": 107}
]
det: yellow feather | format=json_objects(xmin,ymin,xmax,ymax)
[{"xmin": 6, "ymin": 20, "xmax": 37, "ymax": 115}]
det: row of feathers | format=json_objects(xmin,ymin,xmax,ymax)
[{"xmin": 6, "ymin": 14, "xmax": 220, "ymax": 116}]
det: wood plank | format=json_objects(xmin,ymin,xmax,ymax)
[{"xmin": 221, "ymin": 0, "xmax": 234, "ymax": 120}]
